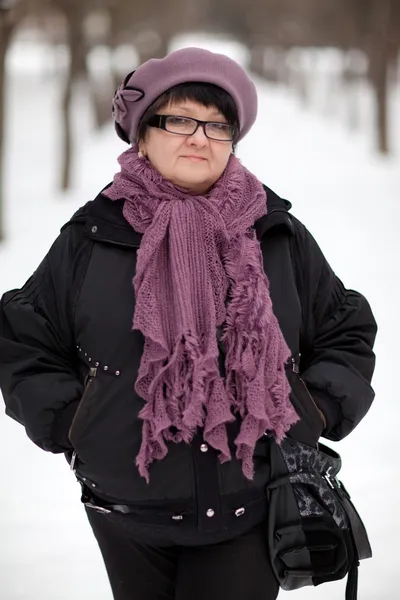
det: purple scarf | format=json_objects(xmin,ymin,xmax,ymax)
[{"xmin": 103, "ymin": 146, "xmax": 298, "ymax": 482}]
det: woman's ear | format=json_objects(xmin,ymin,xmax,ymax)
[{"xmin": 137, "ymin": 144, "xmax": 147, "ymax": 159}]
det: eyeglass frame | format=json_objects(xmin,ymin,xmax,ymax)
[{"xmin": 146, "ymin": 114, "xmax": 237, "ymax": 142}]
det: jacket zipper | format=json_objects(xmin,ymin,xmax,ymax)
[
  {"xmin": 69, "ymin": 367, "xmax": 98, "ymax": 470},
  {"xmin": 291, "ymin": 357, "xmax": 327, "ymax": 429}
]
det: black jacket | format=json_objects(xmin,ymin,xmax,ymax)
[{"xmin": 0, "ymin": 185, "xmax": 377, "ymax": 544}]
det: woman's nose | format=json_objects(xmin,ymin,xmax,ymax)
[{"xmin": 188, "ymin": 124, "xmax": 208, "ymax": 145}]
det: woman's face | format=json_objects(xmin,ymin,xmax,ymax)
[{"xmin": 138, "ymin": 100, "xmax": 234, "ymax": 194}]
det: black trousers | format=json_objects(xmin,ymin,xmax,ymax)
[{"xmin": 86, "ymin": 507, "xmax": 280, "ymax": 600}]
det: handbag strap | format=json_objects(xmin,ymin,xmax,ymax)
[
  {"xmin": 337, "ymin": 486, "xmax": 373, "ymax": 560},
  {"xmin": 346, "ymin": 561, "xmax": 359, "ymax": 600}
]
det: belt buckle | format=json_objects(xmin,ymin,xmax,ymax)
[{"xmin": 85, "ymin": 501, "xmax": 112, "ymax": 514}]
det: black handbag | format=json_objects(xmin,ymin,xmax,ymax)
[{"xmin": 266, "ymin": 437, "xmax": 372, "ymax": 600}]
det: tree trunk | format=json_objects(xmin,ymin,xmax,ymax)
[
  {"xmin": 0, "ymin": 24, "xmax": 8, "ymax": 241},
  {"xmin": 60, "ymin": 49, "xmax": 73, "ymax": 191},
  {"xmin": 368, "ymin": 42, "xmax": 391, "ymax": 154},
  {"xmin": 373, "ymin": 56, "xmax": 389, "ymax": 154},
  {"xmin": 0, "ymin": 9, "xmax": 17, "ymax": 242},
  {"xmin": 58, "ymin": 1, "xmax": 87, "ymax": 191},
  {"xmin": 249, "ymin": 45, "xmax": 265, "ymax": 78},
  {"xmin": 367, "ymin": 0, "xmax": 393, "ymax": 154},
  {"xmin": 89, "ymin": 77, "xmax": 114, "ymax": 130}
]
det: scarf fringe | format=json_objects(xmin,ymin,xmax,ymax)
[
  {"xmin": 136, "ymin": 332, "xmax": 235, "ymax": 482},
  {"xmin": 222, "ymin": 233, "xmax": 299, "ymax": 477}
]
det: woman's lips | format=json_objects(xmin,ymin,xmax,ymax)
[{"xmin": 183, "ymin": 155, "xmax": 207, "ymax": 161}]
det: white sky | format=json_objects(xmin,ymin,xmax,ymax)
[{"xmin": 0, "ymin": 33, "xmax": 399, "ymax": 599}]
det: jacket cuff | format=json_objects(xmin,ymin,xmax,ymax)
[
  {"xmin": 51, "ymin": 399, "xmax": 80, "ymax": 451},
  {"xmin": 308, "ymin": 387, "xmax": 342, "ymax": 439}
]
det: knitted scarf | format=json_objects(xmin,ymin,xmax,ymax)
[{"xmin": 103, "ymin": 146, "xmax": 299, "ymax": 482}]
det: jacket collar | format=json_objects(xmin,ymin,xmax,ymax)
[{"xmin": 68, "ymin": 183, "xmax": 294, "ymax": 248}]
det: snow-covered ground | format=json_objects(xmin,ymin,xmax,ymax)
[{"xmin": 0, "ymin": 33, "xmax": 399, "ymax": 599}]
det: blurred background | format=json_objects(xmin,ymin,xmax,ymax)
[{"xmin": 0, "ymin": 1, "xmax": 399, "ymax": 599}]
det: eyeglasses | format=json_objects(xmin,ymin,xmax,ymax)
[{"xmin": 146, "ymin": 115, "xmax": 236, "ymax": 142}]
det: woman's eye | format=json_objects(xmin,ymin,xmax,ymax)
[
  {"xmin": 168, "ymin": 117, "xmax": 189, "ymax": 125},
  {"xmin": 210, "ymin": 123, "xmax": 229, "ymax": 130}
]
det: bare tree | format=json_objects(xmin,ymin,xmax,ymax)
[
  {"xmin": 0, "ymin": 0, "xmax": 25, "ymax": 242},
  {"xmin": 1, "ymin": 0, "xmax": 399, "ymax": 221},
  {"xmin": 50, "ymin": 0, "xmax": 87, "ymax": 190},
  {"xmin": 199, "ymin": 0, "xmax": 400, "ymax": 154},
  {"xmin": 366, "ymin": 0, "xmax": 399, "ymax": 153}
]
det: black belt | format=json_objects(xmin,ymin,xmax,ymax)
[
  {"xmin": 80, "ymin": 483, "xmax": 133, "ymax": 515},
  {"xmin": 79, "ymin": 480, "xmax": 198, "ymax": 524},
  {"xmin": 79, "ymin": 480, "xmax": 267, "ymax": 528}
]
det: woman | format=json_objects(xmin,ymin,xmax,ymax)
[{"xmin": 0, "ymin": 47, "xmax": 377, "ymax": 600}]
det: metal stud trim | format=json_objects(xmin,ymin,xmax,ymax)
[{"xmin": 75, "ymin": 345, "xmax": 122, "ymax": 376}]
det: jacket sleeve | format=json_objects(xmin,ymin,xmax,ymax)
[
  {"xmin": 0, "ymin": 226, "xmax": 84, "ymax": 453},
  {"xmin": 293, "ymin": 219, "xmax": 377, "ymax": 441}
]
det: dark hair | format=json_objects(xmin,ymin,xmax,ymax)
[{"xmin": 137, "ymin": 82, "xmax": 240, "ymax": 148}]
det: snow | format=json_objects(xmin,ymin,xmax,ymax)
[{"xmin": 1, "ymin": 33, "xmax": 399, "ymax": 599}]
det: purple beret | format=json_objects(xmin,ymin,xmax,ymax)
[{"xmin": 112, "ymin": 47, "xmax": 258, "ymax": 144}]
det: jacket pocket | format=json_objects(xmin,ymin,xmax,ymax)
[
  {"xmin": 68, "ymin": 367, "xmax": 98, "ymax": 445},
  {"xmin": 287, "ymin": 363, "xmax": 325, "ymax": 447}
]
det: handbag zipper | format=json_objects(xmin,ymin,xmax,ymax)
[{"xmin": 324, "ymin": 466, "xmax": 336, "ymax": 489}]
